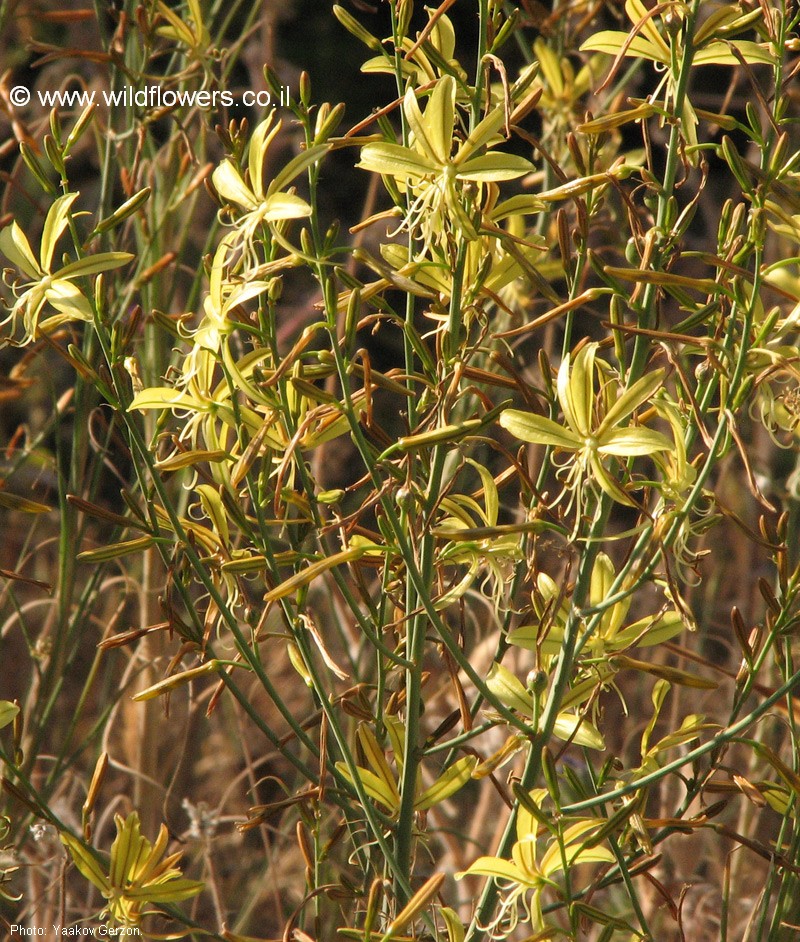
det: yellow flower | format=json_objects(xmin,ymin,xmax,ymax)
[
  {"xmin": 508, "ymin": 556, "xmax": 683, "ymax": 663},
  {"xmin": 212, "ymin": 114, "xmax": 325, "ymax": 267},
  {"xmin": 357, "ymin": 75, "xmax": 532, "ymax": 253},
  {"xmin": 456, "ymin": 791, "xmax": 614, "ymax": 937},
  {"xmin": 485, "ymin": 661, "xmax": 606, "ymax": 751},
  {"xmin": 0, "ymin": 193, "xmax": 132, "ymax": 344},
  {"xmin": 500, "ymin": 343, "xmax": 673, "ymax": 509},
  {"xmin": 0, "ymin": 700, "xmax": 17, "ymax": 730},
  {"xmin": 334, "ymin": 720, "xmax": 477, "ymax": 817},
  {"xmin": 61, "ymin": 811, "xmax": 203, "ymax": 928},
  {"xmin": 359, "ymin": 8, "xmax": 466, "ymax": 87},
  {"xmin": 581, "ymin": 0, "xmax": 772, "ymax": 153},
  {"xmin": 177, "ymin": 232, "xmax": 275, "ymax": 394},
  {"xmin": 155, "ymin": 0, "xmax": 210, "ymax": 59}
]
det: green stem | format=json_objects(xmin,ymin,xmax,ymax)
[
  {"xmin": 465, "ymin": 494, "xmax": 611, "ymax": 940},
  {"xmin": 561, "ymin": 663, "xmax": 800, "ymax": 815},
  {"xmin": 629, "ymin": 0, "xmax": 703, "ymax": 380}
]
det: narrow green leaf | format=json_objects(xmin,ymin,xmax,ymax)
[{"xmin": 0, "ymin": 492, "xmax": 51, "ymax": 514}]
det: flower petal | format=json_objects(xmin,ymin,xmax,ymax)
[
  {"xmin": 57, "ymin": 252, "xmax": 135, "ymax": 279},
  {"xmin": 457, "ymin": 153, "xmax": 534, "ymax": 182},
  {"xmin": 500, "ymin": 409, "xmax": 582, "ymax": 450},
  {"xmin": 45, "ymin": 280, "xmax": 93, "ymax": 321},
  {"xmin": 40, "ymin": 193, "xmax": 79, "ymax": 272},
  {"xmin": 456, "ymin": 106, "xmax": 506, "ymax": 163},
  {"xmin": 552, "ymin": 712, "xmax": 606, "ymax": 750},
  {"xmin": 261, "ymin": 192, "xmax": 312, "ymax": 222},
  {"xmin": 247, "ymin": 114, "xmax": 281, "ymax": 201},
  {"xmin": 129, "ymin": 387, "xmax": 211, "ymax": 411},
  {"xmin": 565, "ymin": 343, "xmax": 595, "ymax": 438},
  {"xmin": 486, "ymin": 662, "xmax": 532, "ymax": 716},
  {"xmin": 270, "ymin": 144, "xmax": 329, "ymax": 195},
  {"xmin": 580, "ymin": 30, "xmax": 668, "ymax": 64},
  {"xmin": 212, "ymin": 160, "xmax": 259, "ymax": 211},
  {"xmin": 414, "ymin": 756, "xmax": 477, "ymax": 812},
  {"xmin": 0, "ymin": 221, "xmax": 42, "ymax": 279},
  {"xmin": 357, "ymin": 142, "xmax": 438, "ymax": 179},
  {"xmin": 597, "ymin": 426, "xmax": 673, "ymax": 456},
  {"xmin": 456, "ymin": 856, "xmax": 528, "ymax": 884},
  {"xmin": 596, "ymin": 368, "xmax": 665, "ymax": 435},
  {"xmin": 423, "ymin": 75, "xmax": 456, "ymax": 166}
]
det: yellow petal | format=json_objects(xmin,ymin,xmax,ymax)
[
  {"xmin": 486, "ymin": 662, "xmax": 531, "ymax": 715},
  {"xmin": 456, "ymin": 152, "xmax": 534, "ymax": 182},
  {"xmin": 0, "ymin": 701, "xmax": 19, "ymax": 730},
  {"xmin": 414, "ymin": 756, "xmax": 477, "ymax": 812},
  {"xmin": 40, "ymin": 193, "xmax": 79, "ymax": 272},
  {"xmin": 212, "ymin": 160, "xmax": 258, "ymax": 211},
  {"xmin": 0, "ymin": 221, "xmax": 41, "ymax": 279},
  {"xmin": 247, "ymin": 115, "xmax": 281, "ymax": 201},
  {"xmin": 262, "ymin": 192, "xmax": 313, "ymax": 221},
  {"xmin": 455, "ymin": 856, "xmax": 529, "ymax": 884},
  {"xmin": 45, "ymin": 280, "xmax": 93, "ymax": 321},
  {"xmin": 357, "ymin": 142, "xmax": 438, "ymax": 179},
  {"xmin": 499, "ymin": 409, "xmax": 582, "ymax": 451}
]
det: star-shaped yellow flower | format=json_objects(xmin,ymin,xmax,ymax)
[
  {"xmin": 357, "ymin": 75, "xmax": 533, "ymax": 253},
  {"xmin": 61, "ymin": 811, "xmax": 203, "ymax": 928},
  {"xmin": 0, "ymin": 193, "xmax": 132, "ymax": 344},
  {"xmin": 500, "ymin": 343, "xmax": 673, "ymax": 508}
]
